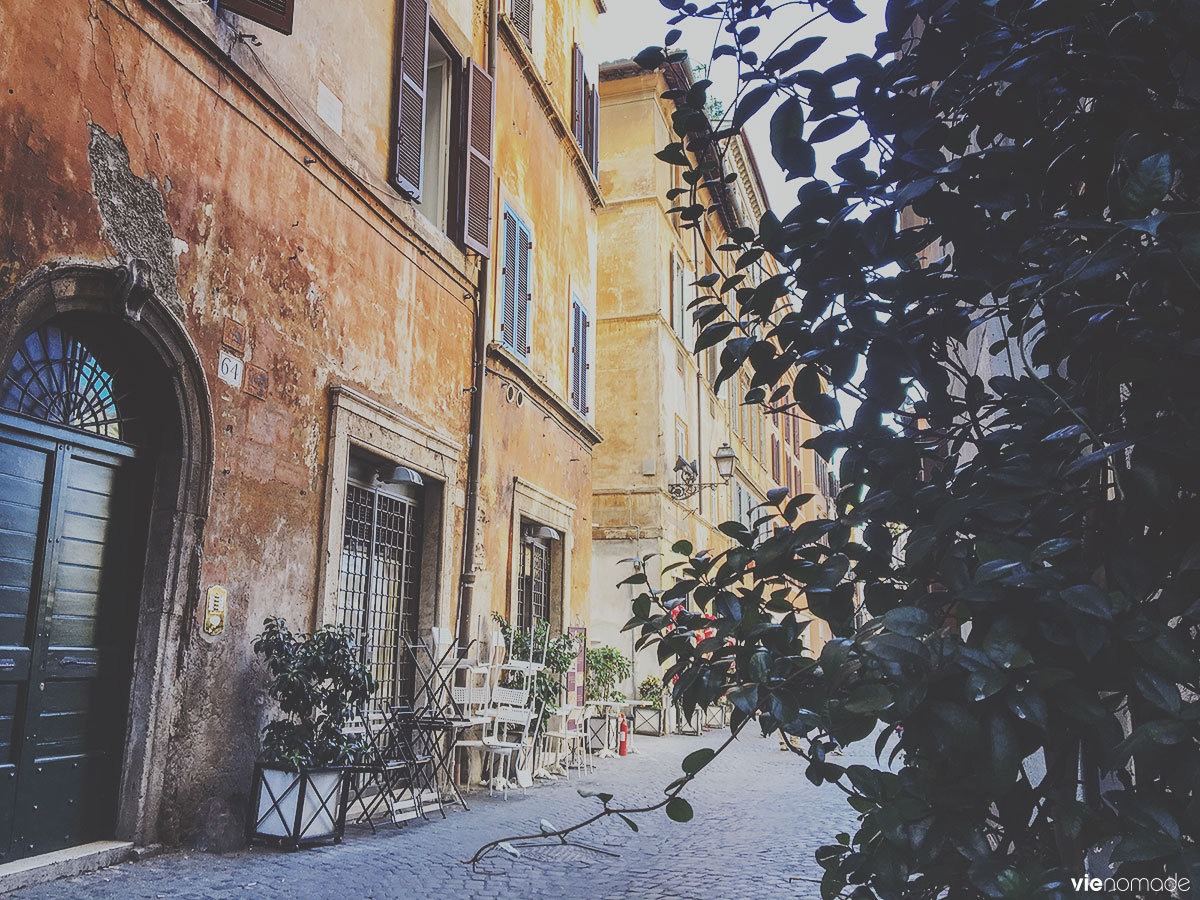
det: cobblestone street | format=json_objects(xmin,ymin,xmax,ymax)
[{"xmin": 13, "ymin": 729, "xmax": 868, "ymax": 900}]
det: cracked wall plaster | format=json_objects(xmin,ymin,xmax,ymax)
[{"xmin": 87, "ymin": 122, "xmax": 183, "ymax": 312}]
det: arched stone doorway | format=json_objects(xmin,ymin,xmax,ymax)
[{"xmin": 0, "ymin": 262, "xmax": 212, "ymax": 861}]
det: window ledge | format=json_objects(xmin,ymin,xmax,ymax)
[
  {"xmin": 498, "ymin": 16, "xmax": 605, "ymax": 210},
  {"xmin": 487, "ymin": 342, "xmax": 603, "ymax": 446}
]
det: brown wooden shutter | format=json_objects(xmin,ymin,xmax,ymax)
[
  {"xmin": 571, "ymin": 45, "xmax": 585, "ymax": 148},
  {"xmin": 585, "ymin": 82, "xmax": 600, "ymax": 174},
  {"xmin": 461, "ymin": 61, "xmax": 495, "ymax": 257},
  {"xmin": 511, "ymin": 0, "xmax": 533, "ymax": 47},
  {"xmin": 220, "ymin": 0, "xmax": 294, "ymax": 34},
  {"xmin": 390, "ymin": 0, "xmax": 431, "ymax": 199}
]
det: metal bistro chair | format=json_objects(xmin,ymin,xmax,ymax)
[
  {"xmin": 452, "ymin": 629, "xmax": 505, "ymax": 721},
  {"xmin": 407, "ymin": 632, "xmax": 474, "ymax": 811},
  {"xmin": 343, "ymin": 708, "xmax": 424, "ymax": 831},
  {"xmin": 461, "ymin": 703, "xmax": 541, "ymax": 800},
  {"xmin": 543, "ymin": 706, "xmax": 592, "ymax": 780},
  {"xmin": 357, "ymin": 706, "xmax": 433, "ymax": 827},
  {"xmin": 389, "ymin": 703, "xmax": 445, "ymax": 820}
]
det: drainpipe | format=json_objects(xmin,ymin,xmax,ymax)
[{"xmin": 456, "ymin": 0, "xmax": 500, "ymax": 653}]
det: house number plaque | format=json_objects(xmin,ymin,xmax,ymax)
[{"xmin": 203, "ymin": 585, "xmax": 228, "ymax": 636}]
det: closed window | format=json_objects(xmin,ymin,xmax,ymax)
[
  {"xmin": 338, "ymin": 453, "xmax": 425, "ymax": 709},
  {"xmin": 500, "ymin": 207, "xmax": 533, "ymax": 359},
  {"xmin": 670, "ymin": 252, "xmax": 685, "ymax": 342},
  {"xmin": 416, "ymin": 30, "xmax": 457, "ymax": 232},
  {"xmin": 517, "ymin": 522, "xmax": 550, "ymax": 630},
  {"xmin": 511, "ymin": 0, "xmax": 533, "ymax": 47},
  {"xmin": 569, "ymin": 295, "xmax": 591, "ymax": 416}
]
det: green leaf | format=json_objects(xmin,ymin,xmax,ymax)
[
  {"xmin": 634, "ymin": 46, "xmax": 666, "ymax": 71},
  {"xmin": 1117, "ymin": 151, "xmax": 1172, "ymax": 217},
  {"xmin": 681, "ymin": 747, "xmax": 715, "ymax": 774},
  {"xmin": 767, "ymin": 36, "xmax": 826, "ymax": 73},
  {"xmin": 770, "ymin": 98, "xmax": 813, "ymax": 179},
  {"xmin": 733, "ymin": 84, "xmax": 775, "ymax": 129},
  {"xmin": 671, "ymin": 539, "xmax": 693, "ymax": 556},
  {"xmin": 1132, "ymin": 667, "xmax": 1182, "ymax": 715},
  {"xmin": 617, "ymin": 813, "xmax": 639, "ymax": 832},
  {"xmin": 666, "ymin": 797, "xmax": 694, "ymax": 822},
  {"xmin": 844, "ymin": 683, "xmax": 893, "ymax": 714},
  {"xmin": 881, "ymin": 606, "xmax": 934, "ymax": 637},
  {"xmin": 1060, "ymin": 584, "xmax": 1113, "ymax": 619}
]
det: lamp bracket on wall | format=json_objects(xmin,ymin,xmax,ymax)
[{"xmin": 666, "ymin": 444, "xmax": 738, "ymax": 502}]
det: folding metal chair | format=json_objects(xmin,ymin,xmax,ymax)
[
  {"xmin": 343, "ymin": 709, "xmax": 425, "ymax": 830},
  {"xmin": 389, "ymin": 703, "xmax": 445, "ymax": 819},
  {"xmin": 407, "ymin": 634, "xmax": 474, "ymax": 811}
]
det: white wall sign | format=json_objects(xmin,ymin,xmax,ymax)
[{"xmin": 218, "ymin": 350, "xmax": 244, "ymax": 389}]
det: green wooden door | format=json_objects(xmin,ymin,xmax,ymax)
[
  {"xmin": 0, "ymin": 325, "xmax": 144, "ymax": 864},
  {"xmin": 0, "ymin": 415, "xmax": 140, "ymax": 862}
]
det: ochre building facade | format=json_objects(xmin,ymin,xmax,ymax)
[{"xmin": 0, "ymin": 0, "xmax": 602, "ymax": 863}]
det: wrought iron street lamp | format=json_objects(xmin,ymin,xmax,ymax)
[{"xmin": 667, "ymin": 442, "xmax": 738, "ymax": 501}]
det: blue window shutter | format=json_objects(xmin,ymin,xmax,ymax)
[
  {"xmin": 569, "ymin": 300, "xmax": 581, "ymax": 409},
  {"xmin": 580, "ymin": 305, "xmax": 590, "ymax": 414},
  {"xmin": 516, "ymin": 221, "xmax": 531, "ymax": 358},
  {"xmin": 501, "ymin": 211, "xmax": 518, "ymax": 349}
]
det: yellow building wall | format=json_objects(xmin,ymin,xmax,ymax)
[
  {"xmin": 593, "ymin": 64, "xmax": 833, "ymax": 689},
  {"xmin": 471, "ymin": 0, "xmax": 603, "ymax": 636}
]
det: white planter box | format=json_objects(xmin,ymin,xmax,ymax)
[
  {"xmin": 250, "ymin": 765, "xmax": 347, "ymax": 848},
  {"xmin": 632, "ymin": 706, "xmax": 667, "ymax": 736},
  {"xmin": 675, "ymin": 707, "xmax": 702, "ymax": 735},
  {"xmin": 586, "ymin": 716, "xmax": 610, "ymax": 751},
  {"xmin": 703, "ymin": 704, "xmax": 727, "ymax": 729}
]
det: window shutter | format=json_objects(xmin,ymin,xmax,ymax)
[
  {"xmin": 587, "ymin": 82, "xmax": 600, "ymax": 174},
  {"xmin": 571, "ymin": 45, "xmax": 585, "ymax": 148},
  {"xmin": 569, "ymin": 301, "xmax": 580, "ymax": 407},
  {"xmin": 511, "ymin": 0, "xmax": 532, "ymax": 46},
  {"xmin": 219, "ymin": 0, "xmax": 294, "ymax": 34},
  {"xmin": 390, "ymin": 0, "xmax": 430, "ymax": 199},
  {"xmin": 501, "ymin": 212, "xmax": 518, "ymax": 349},
  {"xmin": 462, "ymin": 61, "xmax": 495, "ymax": 257},
  {"xmin": 516, "ymin": 223, "xmax": 531, "ymax": 357},
  {"xmin": 580, "ymin": 306, "xmax": 590, "ymax": 414}
]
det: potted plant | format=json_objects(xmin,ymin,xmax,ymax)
[
  {"xmin": 703, "ymin": 695, "xmax": 728, "ymax": 729},
  {"xmin": 247, "ymin": 617, "xmax": 373, "ymax": 848},
  {"xmin": 633, "ymin": 675, "xmax": 667, "ymax": 736},
  {"xmin": 584, "ymin": 645, "xmax": 631, "ymax": 751}
]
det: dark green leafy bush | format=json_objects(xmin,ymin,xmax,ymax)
[{"xmin": 627, "ymin": 0, "xmax": 1200, "ymax": 896}]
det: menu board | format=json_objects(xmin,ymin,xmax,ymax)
[{"xmin": 567, "ymin": 626, "xmax": 587, "ymax": 707}]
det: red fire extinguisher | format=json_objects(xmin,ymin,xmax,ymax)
[{"xmin": 618, "ymin": 714, "xmax": 629, "ymax": 756}]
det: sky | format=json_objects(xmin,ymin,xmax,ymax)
[{"xmin": 595, "ymin": 0, "xmax": 886, "ymax": 217}]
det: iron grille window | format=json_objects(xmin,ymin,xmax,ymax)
[
  {"xmin": 338, "ymin": 465, "xmax": 423, "ymax": 711},
  {"xmin": 516, "ymin": 525, "xmax": 550, "ymax": 631}
]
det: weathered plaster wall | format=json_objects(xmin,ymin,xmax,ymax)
[
  {"xmin": 592, "ymin": 64, "xmax": 833, "ymax": 681},
  {"xmin": 472, "ymin": 0, "xmax": 602, "ymax": 636},
  {"xmin": 1, "ymin": 0, "xmax": 476, "ymax": 850}
]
